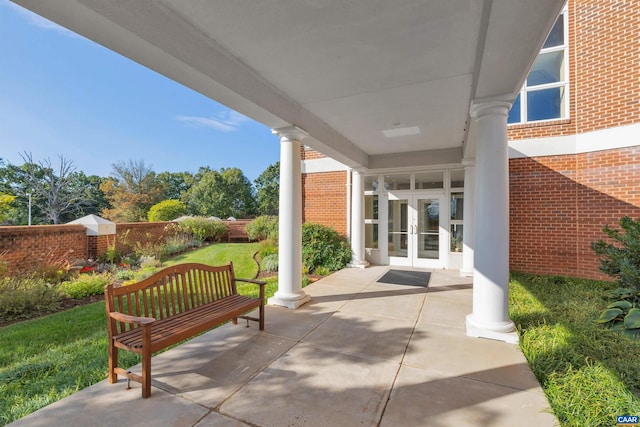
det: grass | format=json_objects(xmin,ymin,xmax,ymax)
[
  {"xmin": 0, "ymin": 243, "xmax": 273, "ymax": 426},
  {"xmin": 509, "ymin": 274, "xmax": 640, "ymax": 427},
  {"xmin": 163, "ymin": 242, "xmax": 260, "ymax": 279}
]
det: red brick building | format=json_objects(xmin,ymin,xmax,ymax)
[{"xmin": 300, "ymin": 0, "xmax": 640, "ymax": 280}]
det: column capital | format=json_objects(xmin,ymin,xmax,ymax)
[
  {"xmin": 272, "ymin": 125, "xmax": 309, "ymax": 142},
  {"xmin": 470, "ymin": 98, "xmax": 512, "ymax": 119}
]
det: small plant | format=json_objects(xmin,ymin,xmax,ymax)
[
  {"xmin": 58, "ymin": 273, "xmax": 112, "ymax": 299},
  {"xmin": 98, "ymin": 240, "xmax": 122, "ymax": 264},
  {"xmin": 313, "ymin": 266, "xmax": 331, "ymax": 276},
  {"xmin": 33, "ymin": 248, "xmax": 74, "ymax": 283},
  {"xmin": 177, "ymin": 216, "xmax": 227, "ymax": 242},
  {"xmin": 114, "ymin": 269, "xmax": 136, "ymax": 281},
  {"xmin": 246, "ymin": 215, "xmax": 279, "ymax": 241},
  {"xmin": 301, "ymin": 223, "xmax": 352, "ymax": 273},
  {"xmin": 261, "ymin": 253, "xmax": 279, "ymax": 272},
  {"xmin": 592, "ymin": 216, "xmax": 640, "ymax": 339}
]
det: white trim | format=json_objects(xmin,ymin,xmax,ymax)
[
  {"xmin": 301, "ymin": 157, "xmax": 349, "ymax": 174},
  {"xmin": 509, "ymin": 122, "xmax": 640, "ymax": 158}
]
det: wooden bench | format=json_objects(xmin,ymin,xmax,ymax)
[{"xmin": 104, "ymin": 262, "xmax": 265, "ymax": 398}]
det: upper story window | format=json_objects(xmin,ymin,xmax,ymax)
[{"xmin": 508, "ymin": 10, "xmax": 568, "ymax": 124}]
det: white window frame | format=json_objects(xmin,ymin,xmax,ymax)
[{"xmin": 509, "ymin": 8, "xmax": 569, "ymax": 125}]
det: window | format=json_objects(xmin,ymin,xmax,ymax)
[
  {"xmin": 508, "ymin": 10, "xmax": 568, "ymax": 124},
  {"xmin": 364, "ymin": 176, "xmax": 379, "ymax": 249},
  {"xmin": 450, "ymin": 193, "xmax": 464, "ymax": 252}
]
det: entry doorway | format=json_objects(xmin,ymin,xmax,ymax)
[{"xmin": 387, "ymin": 192, "xmax": 446, "ymax": 268}]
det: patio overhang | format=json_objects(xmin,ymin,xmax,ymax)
[
  {"xmin": 12, "ymin": 0, "xmax": 566, "ymax": 342},
  {"xmin": 13, "ymin": 0, "xmax": 565, "ymax": 169}
]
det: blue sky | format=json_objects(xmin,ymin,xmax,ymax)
[{"xmin": 0, "ymin": 1, "xmax": 279, "ymax": 182}]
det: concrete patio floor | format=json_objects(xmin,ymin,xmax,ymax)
[{"xmin": 9, "ymin": 267, "xmax": 558, "ymax": 427}]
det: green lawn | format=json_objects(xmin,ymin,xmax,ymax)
[
  {"xmin": 510, "ymin": 274, "xmax": 640, "ymax": 427},
  {"xmin": 0, "ymin": 243, "xmax": 273, "ymax": 426},
  {"xmin": 164, "ymin": 242, "xmax": 260, "ymax": 279}
]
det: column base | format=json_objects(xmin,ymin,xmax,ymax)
[
  {"xmin": 466, "ymin": 314, "xmax": 519, "ymax": 344},
  {"xmin": 459, "ymin": 268, "xmax": 474, "ymax": 277},
  {"xmin": 347, "ymin": 260, "xmax": 370, "ymax": 269},
  {"xmin": 268, "ymin": 291, "xmax": 311, "ymax": 309}
]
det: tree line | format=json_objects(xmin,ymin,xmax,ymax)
[{"xmin": 0, "ymin": 153, "xmax": 279, "ymax": 225}]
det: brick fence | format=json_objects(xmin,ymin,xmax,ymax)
[{"xmin": 0, "ymin": 220, "xmax": 250, "ymax": 277}]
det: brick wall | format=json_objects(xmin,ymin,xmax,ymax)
[
  {"xmin": 510, "ymin": 146, "xmax": 640, "ymax": 280},
  {"xmin": 0, "ymin": 220, "xmax": 254, "ymax": 276},
  {"xmin": 302, "ymin": 171, "xmax": 348, "ymax": 236},
  {"xmin": 0, "ymin": 225, "xmax": 87, "ymax": 276},
  {"xmin": 574, "ymin": 0, "xmax": 640, "ymax": 134},
  {"xmin": 115, "ymin": 222, "xmax": 175, "ymax": 254}
]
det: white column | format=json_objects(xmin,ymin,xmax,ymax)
[
  {"xmin": 268, "ymin": 126, "xmax": 310, "ymax": 309},
  {"xmin": 466, "ymin": 101, "xmax": 518, "ymax": 344},
  {"xmin": 349, "ymin": 170, "xmax": 369, "ymax": 268},
  {"xmin": 460, "ymin": 161, "xmax": 475, "ymax": 277}
]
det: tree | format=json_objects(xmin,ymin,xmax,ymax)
[
  {"xmin": 0, "ymin": 193, "xmax": 16, "ymax": 224},
  {"xmin": 186, "ymin": 167, "xmax": 256, "ymax": 218},
  {"xmin": 156, "ymin": 171, "xmax": 194, "ymax": 201},
  {"xmin": 100, "ymin": 159, "xmax": 164, "ymax": 222},
  {"xmin": 19, "ymin": 152, "xmax": 83, "ymax": 224},
  {"xmin": 254, "ymin": 162, "xmax": 279, "ymax": 215}
]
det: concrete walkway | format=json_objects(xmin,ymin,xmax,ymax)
[{"xmin": 9, "ymin": 267, "xmax": 558, "ymax": 427}]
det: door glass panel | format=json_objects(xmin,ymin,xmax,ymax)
[
  {"xmin": 388, "ymin": 199, "xmax": 408, "ymax": 257},
  {"xmin": 417, "ymin": 198, "xmax": 439, "ymax": 259},
  {"xmin": 365, "ymin": 224, "xmax": 378, "ymax": 248},
  {"xmin": 451, "ymin": 224, "xmax": 463, "ymax": 252},
  {"xmin": 450, "ymin": 193, "xmax": 464, "ymax": 220}
]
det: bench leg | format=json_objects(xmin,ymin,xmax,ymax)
[
  {"xmin": 108, "ymin": 339, "xmax": 118, "ymax": 383},
  {"xmin": 232, "ymin": 317, "xmax": 238, "ymax": 325},
  {"xmin": 141, "ymin": 327, "xmax": 152, "ymax": 398},
  {"xmin": 259, "ymin": 305, "xmax": 264, "ymax": 331}
]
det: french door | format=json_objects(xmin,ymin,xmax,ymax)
[{"xmin": 387, "ymin": 192, "xmax": 445, "ymax": 268}]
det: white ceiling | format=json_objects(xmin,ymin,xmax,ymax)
[{"xmin": 14, "ymin": 0, "xmax": 565, "ymax": 170}]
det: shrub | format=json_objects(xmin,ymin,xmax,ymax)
[
  {"xmin": 58, "ymin": 273, "xmax": 112, "ymax": 299},
  {"xmin": 162, "ymin": 234, "xmax": 196, "ymax": 256},
  {"xmin": 258, "ymin": 239, "xmax": 278, "ymax": 259},
  {"xmin": 0, "ymin": 275, "xmax": 62, "ymax": 322},
  {"xmin": 177, "ymin": 216, "xmax": 227, "ymax": 242},
  {"xmin": 301, "ymin": 223, "xmax": 352, "ymax": 273},
  {"xmin": 592, "ymin": 216, "xmax": 640, "ymax": 339},
  {"xmin": 261, "ymin": 253, "xmax": 279, "ymax": 272},
  {"xmin": 591, "ymin": 216, "xmax": 640, "ymax": 292},
  {"xmin": 246, "ymin": 215, "xmax": 279, "ymax": 241},
  {"xmin": 147, "ymin": 200, "xmax": 188, "ymax": 222}
]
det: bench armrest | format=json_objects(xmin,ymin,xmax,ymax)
[
  {"xmin": 109, "ymin": 311, "xmax": 156, "ymax": 326},
  {"xmin": 236, "ymin": 278, "xmax": 267, "ymax": 286}
]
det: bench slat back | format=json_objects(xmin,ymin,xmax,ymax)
[{"xmin": 105, "ymin": 263, "xmax": 238, "ymax": 335}]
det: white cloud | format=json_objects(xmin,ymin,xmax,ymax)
[
  {"xmin": 175, "ymin": 109, "xmax": 250, "ymax": 132},
  {"xmin": 3, "ymin": 0, "xmax": 80, "ymax": 38}
]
